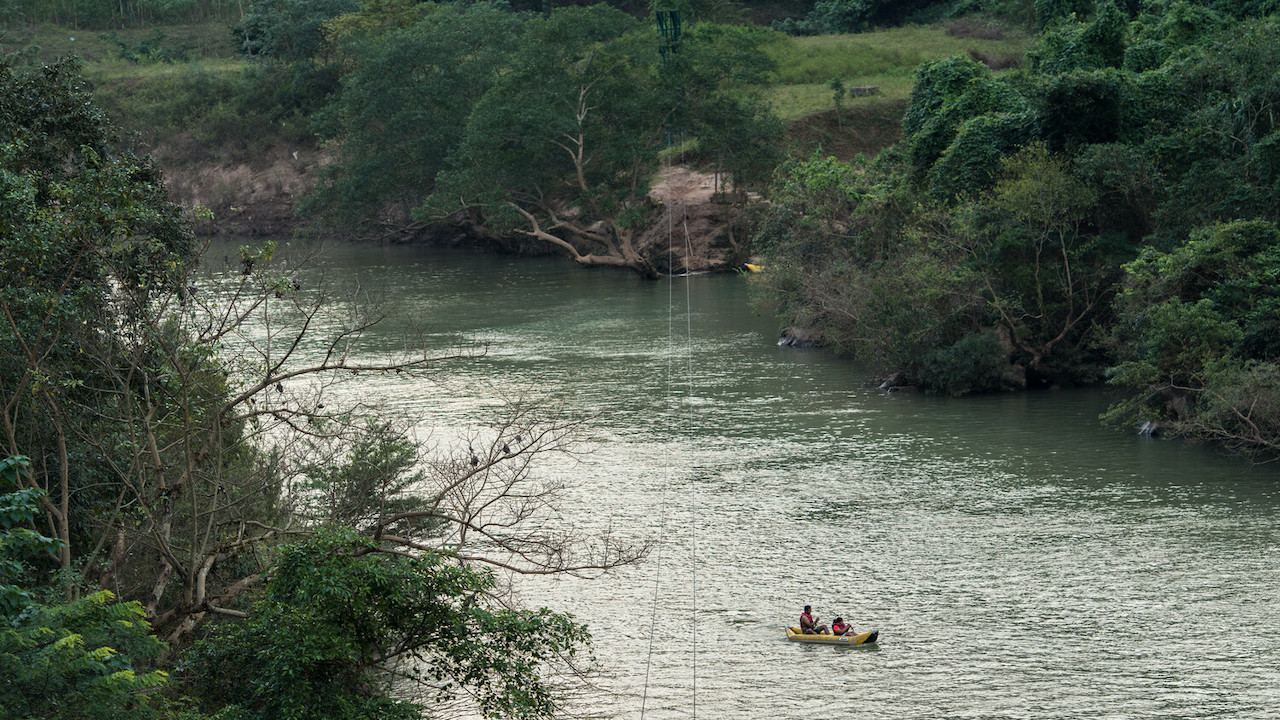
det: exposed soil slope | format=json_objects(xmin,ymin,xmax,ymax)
[{"xmin": 639, "ymin": 166, "xmax": 749, "ymax": 273}]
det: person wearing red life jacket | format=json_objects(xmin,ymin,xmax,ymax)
[
  {"xmin": 800, "ymin": 605, "xmax": 828, "ymax": 634},
  {"xmin": 831, "ymin": 616, "xmax": 854, "ymax": 636}
]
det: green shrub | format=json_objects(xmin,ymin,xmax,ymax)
[
  {"xmin": 918, "ymin": 331, "xmax": 1016, "ymax": 395},
  {"xmin": 928, "ymin": 110, "xmax": 1038, "ymax": 200}
]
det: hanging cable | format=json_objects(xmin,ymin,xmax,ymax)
[
  {"xmin": 640, "ymin": 162, "xmax": 679, "ymax": 720},
  {"xmin": 682, "ymin": 216, "xmax": 697, "ymax": 720}
]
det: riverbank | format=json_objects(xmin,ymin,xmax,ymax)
[
  {"xmin": 154, "ymin": 138, "xmax": 319, "ymax": 238},
  {"xmin": 1, "ymin": 18, "xmax": 991, "ymax": 268},
  {"xmin": 154, "ymin": 103, "xmax": 905, "ymax": 273}
]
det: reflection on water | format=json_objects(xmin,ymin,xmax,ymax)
[{"xmin": 209, "ymin": 239, "xmax": 1280, "ymax": 720}]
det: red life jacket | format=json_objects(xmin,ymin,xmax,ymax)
[
  {"xmin": 800, "ymin": 612, "xmax": 814, "ymax": 627},
  {"xmin": 832, "ymin": 621, "xmax": 847, "ymax": 633}
]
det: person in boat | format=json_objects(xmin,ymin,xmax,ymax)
[
  {"xmin": 831, "ymin": 616, "xmax": 855, "ymax": 637},
  {"xmin": 800, "ymin": 605, "xmax": 828, "ymax": 634}
]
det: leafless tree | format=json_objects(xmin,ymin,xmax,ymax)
[{"xmin": 3, "ymin": 237, "xmax": 646, "ymax": 648}]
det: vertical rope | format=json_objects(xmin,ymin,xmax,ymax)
[
  {"xmin": 642, "ymin": 163, "xmax": 699, "ymax": 720},
  {"xmin": 682, "ymin": 217, "xmax": 697, "ymax": 720},
  {"xmin": 640, "ymin": 184, "xmax": 678, "ymax": 720}
]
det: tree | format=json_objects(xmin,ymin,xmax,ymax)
[
  {"xmin": 234, "ymin": 0, "xmax": 360, "ymax": 62},
  {"xmin": 180, "ymin": 528, "xmax": 590, "ymax": 720},
  {"xmin": 774, "ymin": 0, "xmax": 941, "ymax": 35},
  {"xmin": 1106, "ymin": 220, "xmax": 1280, "ymax": 458},
  {"xmin": 303, "ymin": 2, "xmax": 526, "ymax": 235},
  {"xmin": 427, "ymin": 10, "xmax": 780, "ymax": 276},
  {"xmin": 1, "ymin": 458, "xmax": 172, "ymax": 720},
  {"xmin": 829, "ymin": 75, "xmax": 846, "ymax": 126},
  {"xmin": 675, "ymin": 22, "xmax": 783, "ymax": 195},
  {"xmin": 966, "ymin": 143, "xmax": 1113, "ymax": 380},
  {"xmin": 749, "ymin": 152, "xmax": 987, "ymax": 378},
  {"xmin": 1, "ymin": 54, "xmax": 196, "ymax": 577},
  {"xmin": 425, "ymin": 5, "xmax": 660, "ymax": 274}
]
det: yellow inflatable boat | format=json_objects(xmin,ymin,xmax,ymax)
[{"xmin": 785, "ymin": 627, "xmax": 879, "ymax": 646}]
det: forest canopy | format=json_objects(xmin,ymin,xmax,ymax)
[{"xmin": 752, "ymin": 1, "xmax": 1280, "ymax": 459}]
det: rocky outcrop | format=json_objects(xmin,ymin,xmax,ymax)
[
  {"xmin": 877, "ymin": 372, "xmax": 918, "ymax": 394},
  {"xmin": 777, "ymin": 326, "xmax": 820, "ymax": 348}
]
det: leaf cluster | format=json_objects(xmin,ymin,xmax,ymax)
[
  {"xmin": 1, "ymin": 469, "xmax": 172, "ymax": 720},
  {"xmin": 181, "ymin": 528, "xmax": 590, "ymax": 720}
]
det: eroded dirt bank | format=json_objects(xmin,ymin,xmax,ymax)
[
  {"xmin": 159, "ymin": 151, "xmax": 747, "ymax": 273},
  {"xmin": 157, "ymin": 145, "xmax": 320, "ymax": 239}
]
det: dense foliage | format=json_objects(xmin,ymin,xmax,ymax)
[
  {"xmin": 2, "ymin": 46, "xmax": 631, "ymax": 717},
  {"xmin": 1, "ymin": 53, "xmax": 197, "ymax": 571},
  {"xmin": 181, "ymin": 529, "xmax": 590, "ymax": 720},
  {"xmin": 774, "ymin": 0, "xmax": 1032, "ymax": 35},
  {"xmin": 1104, "ymin": 220, "xmax": 1280, "ymax": 454},
  {"xmin": 754, "ymin": 1, "xmax": 1280, "ymax": 457},
  {"xmin": 290, "ymin": 1, "xmax": 782, "ymax": 275},
  {"xmin": 1, "ymin": 459, "xmax": 171, "ymax": 720},
  {"xmin": 2, "ymin": 0, "xmax": 241, "ymax": 28}
]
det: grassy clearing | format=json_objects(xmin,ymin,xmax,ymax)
[
  {"xmin": 88, "ymin": 56, "xmax": 247, "ymax": 84},
  {"xmin": 2, "ymin": 21, "xmax": 304, "ymax": 163},
  {"xmin": 1, "ymin": 21, "xmax": 236, "ymax": 63},
  {"xmin": 766, "ymin": 22, "xmax": 1030, "ymax": 85},
  {"xmin": 764, "ymin": 21, "xmax": 1032, "ymax": 152}
]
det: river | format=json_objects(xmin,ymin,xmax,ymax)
[{"xmin": 211, "ymin": 239, "xmax": 1280, "ymax": 720}]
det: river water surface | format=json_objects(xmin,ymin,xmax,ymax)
[{"xmin": 214, "ymin": 240, "xmax": 1280, "ymax": 720}]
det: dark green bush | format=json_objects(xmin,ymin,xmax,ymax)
[
  {"xmin": 928, "ymin": 110, "xmax": 1039, "ymax": 201},
  {"xmin": 918, "ymin": 331, "xmax": 1016, "ymax": 395}
]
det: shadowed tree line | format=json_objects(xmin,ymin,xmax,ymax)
[{"xmin": 287, "ymin": 0, "xmax": 784, "ymax": 277}]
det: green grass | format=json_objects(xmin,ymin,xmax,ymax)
[
  {"xmin": 88, "ymin": 56, "xmax": 247, "ymax": 84},
  {"xmin": 1, "ymin": 21, "xmax": 237, "ymax": 64},
  {"xmin": 765, "ymin": 22, "xmax": 1031, "ymax": 121},
  {"xmin": 768, "ymin": 74, "xmax": 918, "ymax": 122},
  {"xmin": 766, "ymin": 23, "xmax": 1030, "ymax": 84}
]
